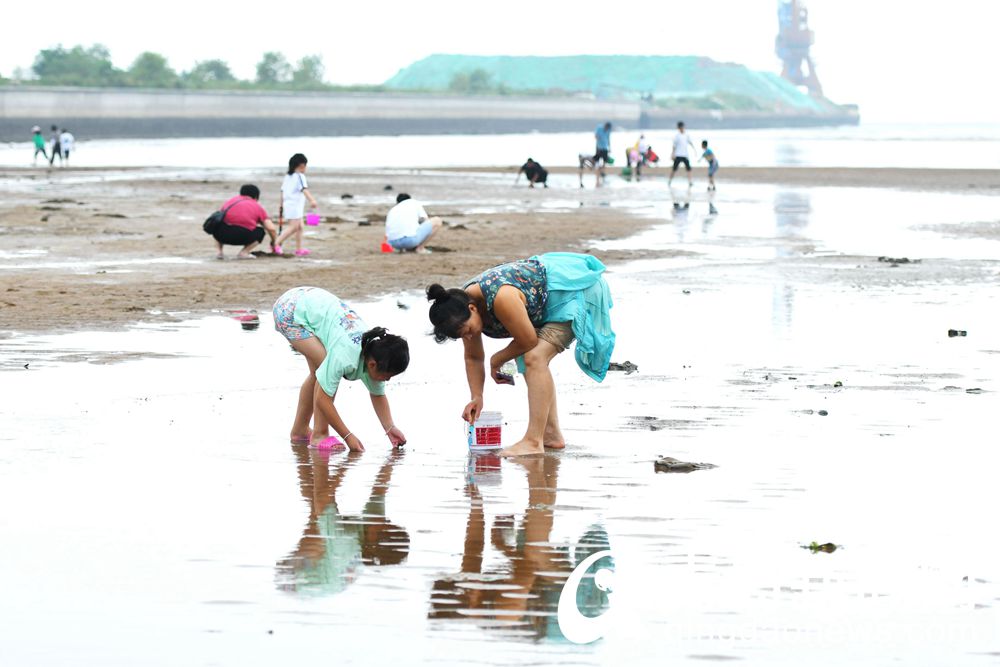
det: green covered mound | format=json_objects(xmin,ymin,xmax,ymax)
[{"xmin": 385, "ymin": 54, "xmax": 834, "ymax": 113}]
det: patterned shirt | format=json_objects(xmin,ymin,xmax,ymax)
[{"xmin": 465, "ymin": 258, "xmax": 548, "ymax": 338}]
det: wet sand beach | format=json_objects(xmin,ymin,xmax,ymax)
[
  {"xmin": 1, "ymin": 165, "xmax": 998, "ymax": 333},
  {"xmin": 2, "ymin": 163, "xmax": 1000, "ymax": 664}
]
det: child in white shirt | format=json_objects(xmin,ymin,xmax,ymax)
[{"xmin": 275, "ymin": 153, "xmax": 319, "ymax": 256}]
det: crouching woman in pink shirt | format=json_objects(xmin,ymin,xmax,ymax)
[{"xmin": 213, "ymin": 184, "xmax": 278, "ymax": 259}]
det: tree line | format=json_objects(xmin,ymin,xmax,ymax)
[{"xmin": 2, "ymin": 44, "xmax": 381, "ymax": 92}]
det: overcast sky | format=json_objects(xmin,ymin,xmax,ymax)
[{"xmin": 1, "ymin": 0, "xmax": 996, "ymax": 123}]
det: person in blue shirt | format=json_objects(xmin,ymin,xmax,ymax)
[
  {"xmin": 699, "ymin": 140, "xmax": 719, "ymax": 191},
  {"xmin": 592, "ymin": 122, "xmax": 612, "ymax": 187}
]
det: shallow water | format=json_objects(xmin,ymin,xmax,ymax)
[
  {"xmin": 2, "ymin": 183, "xmax": 1000, "ymax": 665},
  {"xmin": 3, "ymin": 122, "xmax": 1000, "ymax": 169}
]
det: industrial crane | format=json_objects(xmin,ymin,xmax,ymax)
[{"xmin": 775, "ymin": 0, "xmax": 823, "ymax": 97}]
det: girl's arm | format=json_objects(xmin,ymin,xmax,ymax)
[
  {"xmin": 489, "ymin": 285, "xmax": 538, "ymax": 380},
  {"xmin": 462, "ymin": 333, "xmax": 487, "ymax": 423},
  {"xmin": 370, "ymin": 393, "xmax": 406, "ymax": 446},
  {"xmin": 303, "ymin": 187, "xmax": 318, "ymax": 210},
  {"xmin": 313, "ymin": 382, "xmax": 364, "ymax": 451}
]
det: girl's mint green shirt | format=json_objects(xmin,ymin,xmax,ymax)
[{"xmin": 292, "ymin": 289, "xmax": 385, "ymax": 397}]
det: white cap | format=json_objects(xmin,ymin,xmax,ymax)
[{"xmin": 31, "ymin": 125, "xmax": 40, "ymax": 132}]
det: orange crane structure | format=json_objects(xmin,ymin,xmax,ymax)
[{"xmin": 775, "ymin": 0, "xmax": 823, "ymax": 97}]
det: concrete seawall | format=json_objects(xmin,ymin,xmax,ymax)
[{"xmin": 0, "ymin": 86, "xmax": 858, "ymax": 140}]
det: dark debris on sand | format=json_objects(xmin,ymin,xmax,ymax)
[
  {"xmin": 608, "ymin": 360, "xmax": 639, "ymax": 374},
  {"xmin": 654, "ymin": 456, "xmax": 718, "ymax": 473}
]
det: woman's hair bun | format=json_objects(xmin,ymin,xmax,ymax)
[{"xmin": 426, "ymin": 283, "xmax": 448, "ymax": 302}]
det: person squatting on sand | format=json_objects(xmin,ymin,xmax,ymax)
[
  {"xmin": 213, "ymin": 184, "xmax": 278, "ymax": 259},
  {"xmin": 427, "ymin": 252, "xmax": 615, "ymax": 457},
  {"xmin": 274, "ymin": 287, "xmax": 410, "ymax": 451},
  {"xmin": 384, "ymin": 193, "xmax": 443, "ymax": 253},
  {"xmin": 274, "ymin": 153, "xmax": 319, "ymax": 257},
  {"xmin": 515, "ymin": 158, "xmax": 549, "ymax": 188}
]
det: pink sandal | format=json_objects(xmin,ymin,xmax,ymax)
[
  {"xmin": 311, "ymin": 436, "xmax": 344, "ymax": 450},
  {"xmin": 294, "ymin": 248, "xmax": 311, "ymax": 257}
]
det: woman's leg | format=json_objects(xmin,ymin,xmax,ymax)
[
  {"xmin": 501, "ymin": 339, "xmax": 561, "ymax": 457},
  {"xmin": 290, "ymin": 337, "xmax": 327, "ymax": 441},
  {"xmin": 543, "ymin": 389, "xmax": 566, "ymax": 450},
  {"xmin": 237, "ymin": 240, "xmax": 260, "ymax": 257}
]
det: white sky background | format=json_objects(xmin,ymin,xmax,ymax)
[{"xmin": 0, "ymin": 0, "xmax": 995, "ymax": 123}]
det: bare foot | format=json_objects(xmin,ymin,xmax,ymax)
[
  {"xmin": 500, "ymin": 438, "xmax": 544, "ymax": 457},
  {"xmin": 289, "ymin": 430, "xmax": 312, "ymax": 445},
  {"xmin": 543, "ymin": 425, "xmax": 566, "ymax": 450}
]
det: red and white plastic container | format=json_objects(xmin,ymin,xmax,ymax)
[{"xmin": 466, "ymin": 411, "xmax": 503, "ymax": 451}]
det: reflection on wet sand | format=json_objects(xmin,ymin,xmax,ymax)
[
  {"xmin": 430, "ymin": 455, "xmax": 612, "ymax": 640},
  {"xmin": 771, "ymin": 189, "xmax": 811, "ymax": 332},
  {"xmin": 275, "ymin": 446, "xmax": 409, "ymax": 595}
]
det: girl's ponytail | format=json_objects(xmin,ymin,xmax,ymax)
[{"xmin": 361, "ymin": 327, "xmax": 409, "ymax": 376}]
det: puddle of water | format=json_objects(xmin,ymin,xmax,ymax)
[
  {"xmin": 594, "ymin": 184, "xmax": 1000, "ymax": 262},
  {"xmin": 2, "ymin": 187, "xmax": 1000, "ymax": 665},
  {"xmin": 0, "ymin": 256, "xmax": 204, "ymax": 272}
]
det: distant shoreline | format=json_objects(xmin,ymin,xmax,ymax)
[
  {"xmin": 0, "ymin": 86, "xmax": 858, "ymax": 141},
  {"xmin": 430, "ymin": 166, "xmax": 1000, "ymax": 194}
]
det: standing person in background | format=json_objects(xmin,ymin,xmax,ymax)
[
  {"xmin": 48, "ymin": 125, "xmax": 62, "ymax": 167},
  {"xmin": 59, "ymin": 129, "xmax": 75, "ymax": 166},
  {"xmin": 31, "ymin": 126, "xmax": 48, "ymax": 165},
  {"xmin": 274, "ymin": 153, "xmax": 319, "ymax": 257},
  {"xmin": 385, "ymin": 193, "xmax": 443, "ymax": 254},
  {"xmin": 516, "ymin": 158, "xmax": 549, "ymax": 188},
  {"xmin": 699, "ymin": 140, "xmax": 719, "ymax": 191},
  {"xmin": 593, "ymin": 122, "xmax": 612, "ymax": 187},
  {"xmin": 668, "ymin": 121, "xmax": 695, "ymax": 187}
]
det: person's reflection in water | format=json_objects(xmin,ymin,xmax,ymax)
[
  {"xmin": 276, "ymin": 445, "xmax": 409, "ymax": 595},
  {"xmin": 430, "ymin": 455, "xmax": 612, "ymax": 640}
]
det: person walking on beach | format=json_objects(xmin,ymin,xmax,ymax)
[
  {"xmin": 593, "ymin": 122, "xmax": 612, "ymax": 187},
  {"xmin": 31, "ymin": 126, "xmax": 48, "ymax": 165},
  {"xmin": 668, "ymin": 121, "xmax": 695, "ymax": 187},
  {"xmin": 426, "ymin": 252, "xmax": 615, "ymax": 457},
  {"xmin": 699, "ymin": 140, "xmax": 719, "ymax": 191},
  {"xmin": 59, "ymin": 129, "xmax": 75, "ymax": 165},
  {"xmin": 273, "ymin": 286, "xmax": 410, "ymax": 451},
  {"xmin": 212, "ymin": 184, "xmax": 278, "ymax": 259},
  {"xmin": 48, "ymin": 125, "xmax": 62, "ymax": 167},
  {"xmin": 516, "ymin": 158, "xmax": 549, "ymax": 188},
  {"xmin": 274, "ymin": 153, "xmax": 318, "ymax": 257},
  {"xmin": 384, "ymin": 193, "xmax": 442, "ymax": 253}
]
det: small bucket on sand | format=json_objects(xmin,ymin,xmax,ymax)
[
  {"xmin": 380, "ymin": 240, "xmax": 394, "ymax": 253},
  {"xmin": 466, "ymin": 411, "xmax": 503, "ymax": 451},
  {"xmin": 305, "ymin": 213, "xmax": 321, "ymax": 226}
]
